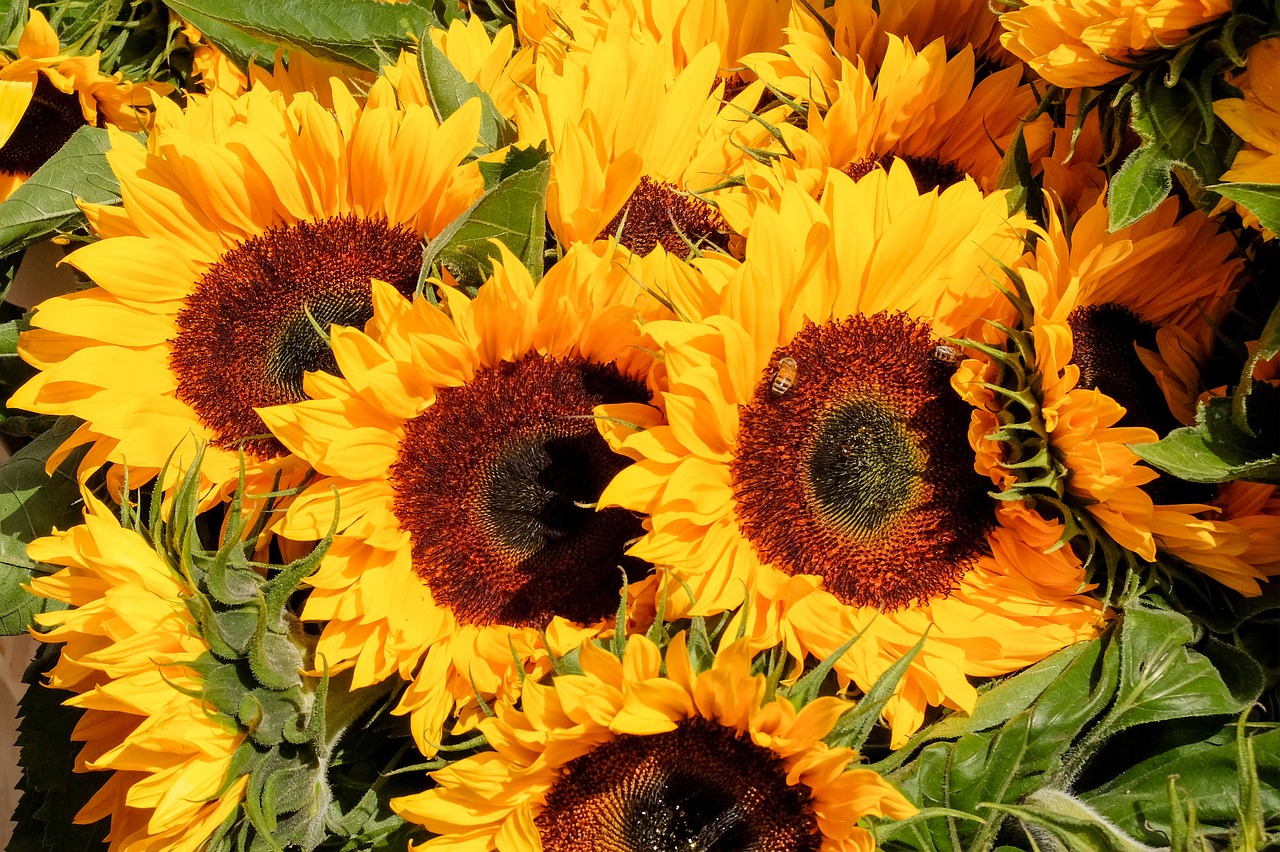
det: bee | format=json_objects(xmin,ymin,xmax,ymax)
[
  {"xmin": 931, "ymin": 344, "xmax": 962, "ymax": 364},
  {"xmin": 770, "ymin": 357, "xmax": 798, "ymax": 396}
]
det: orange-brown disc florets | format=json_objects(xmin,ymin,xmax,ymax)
[
  {"xmin": 599, "ymin": 175, "xmax": 728, "ymax": 256},
  {"xmin": 535, "ymin": 716, "xmax": 823, "ymax": 852},
  {"xmin": 842, "ymin": 154, "xmax": 969, "ymax": 194},
  {"xmin": 732, "ymin": 313, "xmax": 993, "ymax": 610},
  {"xmin": 391, "ymin": 353, "xmax": 652, "ymax": 628},
  {"xmin": 170, "ymin": 214, "xmax": 422, "ymax": 460},
  {"xmin": 0, "ymin": 75, "xmax": 86, "ymax": 176}
]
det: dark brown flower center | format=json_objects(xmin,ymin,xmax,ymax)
[
  {"xmin": 536, "ymin": 716, "xmax": 823, "ymax": 852},
  {"xmin": 1068, "ymin": 302, "xmax": 1214, "ymax": 503},
  {"xmin": 842, "ymin": 154, "xmax": 968, "ymax": 194},
  {"xmin": 390, "ymin": 353, "xmax": 653, "ymax": 628},
  {"xmin": 599, "ymin": 175, "xmax": 729, "ymax": 257},
  {"xmin": 0, "ymin": 74, "xmax": 87, "ymax": 177},
  {"xmin": 170, "ymin": 214, "xmax": 422, "ymax": 460},
  {"xmin": 732, "ymin": 313, "xmax": 993, "ymax": 610}
]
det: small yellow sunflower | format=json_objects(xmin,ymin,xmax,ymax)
[
  {"xmin": 27, "ymin": 492, "xmax": 247, "ymax": 852},
  {"xmin": 968, "ymin": 194, "xmax": 1275, "ymax": 595},
  {"xmin": 747, "ymin": 35, "xmax": 1053, "ymax": 196},
  {"xmin": 10, "ymin": 78, "xmax": 485, "ymax": 502},
  {"xmin": 999, "ymin": 0, "xmax": 1233, "ymax": 88},
  {"xmin": 517, "ymin": 34, "xmax": 780, "ymax": 255},
  {"xmin": 0, "ymin": 10, "xmax": 166, "ymax": 200},
  {"xmin": 598, "ymin": 166, "xmax": 1105, "ymax": 745},
  {"xmin": 391, "ymin": 631, "xmax": 917, "ymax": 851},
  {"xmin": 258, "ymin": 242, "xmax": 672, "ymax": 754}
]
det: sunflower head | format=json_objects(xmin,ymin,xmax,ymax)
[
  {"xmin": 0, "ymin": 9, "xmax": 167, "ymax": 199},
  {"xmin": 391, "ymin": 628, "xmax": 917, "ymax": 850}
]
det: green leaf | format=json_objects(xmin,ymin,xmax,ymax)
[
  {"xmin": 161, "ymin": 0, "xmax": 437, "ymax": 70},
  {"xmin": 0, "ymin": 2, "xmax": 27, "ymax": 44},
  {"xmin": 421, "ymin": 145, "xmax": 549, "ymax": 293},
  {"xmin": 0, "ymin": 418, "xmax": 92, "ymax": 635},
  {"xmin": 1107, "ymin": 145, "xmax": 1173, "ymax": 231},
  {"xmin": 1211, "ymin": 181, "xmax": 1280, "ymax": 235},
  {"xmin": 825, "ymin": 635, "xmax": 923, "ymax": 752},
  {"xmin": 0, "ymin": 127, "xmax": 128, "ymax": 259},
  {"xmin": 989, "ymin": 790, "xmax": 1164, "ymax": 852},
  {"xmin": 1104, "ymin": 608, "xmax": 1249, "ymax": 734},
  {"xmin": 1130, "ymin": 393, "xmax": 1280, "ymax": 484},
  {"xmin": 171, "ymin": 6, "xmax": 277, "ymax": 73},
  {"xmin": 1080, "ymin": 727, "xmax": 1280, "ymax": 845},
  {"xmin": 416, "ymin": 34, "xmax": 515, "ymax": 153}
]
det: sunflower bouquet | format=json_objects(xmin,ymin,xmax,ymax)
[{"xmin": 0, "ymin": 0, "xmax": 1276, "ymax": 850}]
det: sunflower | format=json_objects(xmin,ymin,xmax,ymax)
[
  {"xmin": 516, "ymin": 32, "xmax": 782, "ymax": 256},
  {"xmin": 258, "ymin": 242, "xmax": 672, "ymax": 754},
  {"xmin": 999, "ymin": 0, "xmax": 1233, "ymax": 88},
  {"xmin": 597, "ymin": 166, "xmax": 1105, "ymax": 744},
  {"xmin": 1213, "ymin": 37, "xmax": 1280, "ymax": 239},
  {"xmin": 0, "ymin": 9, "xmax": 165, "ymax": 201},
  {"xmin": 970, "ymin": 193, "xmax": 1276, "ymax": 595},
  {"xmin": 391, "ymin": 630, "xmax": 917, "ymax": 851},
  {"xmin": 9, "ymin": 79, "xmax": 486, "ymax": 502},
  {"xmin": 26, "ymin": 492, "xmax": 248, "ymax": 852},
  {"xmin": 746, "ymin": 35, "xmax": 1053, "ymax": 197}
]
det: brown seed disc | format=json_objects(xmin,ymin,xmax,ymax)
[
  {"xmin": 536, "ymin": 716, "xmax": 824, "ymax": 852},
  {"xmin": 1068, "ymin": 302, "xmax": 1214, "ymax": 503},
  {"xmin": 842, "ymin": 154, "xmax": 969, "ymax": 194},
  {"xmin": 598, "ymin": 175, "xmax": 729, "ymax": 257},
  {"xmin": 732, "ymin": 313, "xmax": 993, "ymax": 611},
  {"xmin": 0, "ymin": 74, "xmax": 87, "ymax": 176},
  {"xmin": 170, "ymin": 214, "xmax": 422, "ymax": 460},
  {"xmin": 391, "ymin": 353, "xmax": 652, "ymax": 628}
]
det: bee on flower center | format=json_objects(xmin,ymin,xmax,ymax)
[{"xmin": 771, "ymin": 357, "xmax": 798, "ymax": 396}]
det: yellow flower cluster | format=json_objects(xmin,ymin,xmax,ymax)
[{"xmin": 3, "ymin": 0, "xmax": 1275, "ymax": 850}]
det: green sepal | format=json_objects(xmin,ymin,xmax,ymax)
[
  {"xmin": 824, "ymin": 633, "xmax": 925, "ymax": 752},
  {"xmin": 784, "ymin": 624, "xmax": 871, "ymax": 710}
]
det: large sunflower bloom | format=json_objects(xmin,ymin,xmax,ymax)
[
  {"xmin": 970, "ymin": 194, "xmax": 1275, "ymax": 595},
  {"xmin": 0, "ymin": 10, "xmax": 165, "ymax": 200},
  {"xmin": 10, "ymin": 79, "xmax": 486, "ymax": 501},
  {"xmin": 392, "ymin": 631, "xmax": 917, "ymax": 851},
  {"xmin": 999, "ymin": 0, "xmax": 1233, "ymax": 88},
  {"xmin": 598, "ymin": 166, "xmax": 1104, "ymax": 744},
  {"xmin": 27, "ymin": 492, "xmax": 247, "ymax": 852},
  {"xmin": 259, "ymin": 243, "xmax": 671, "ymax": 754}
]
